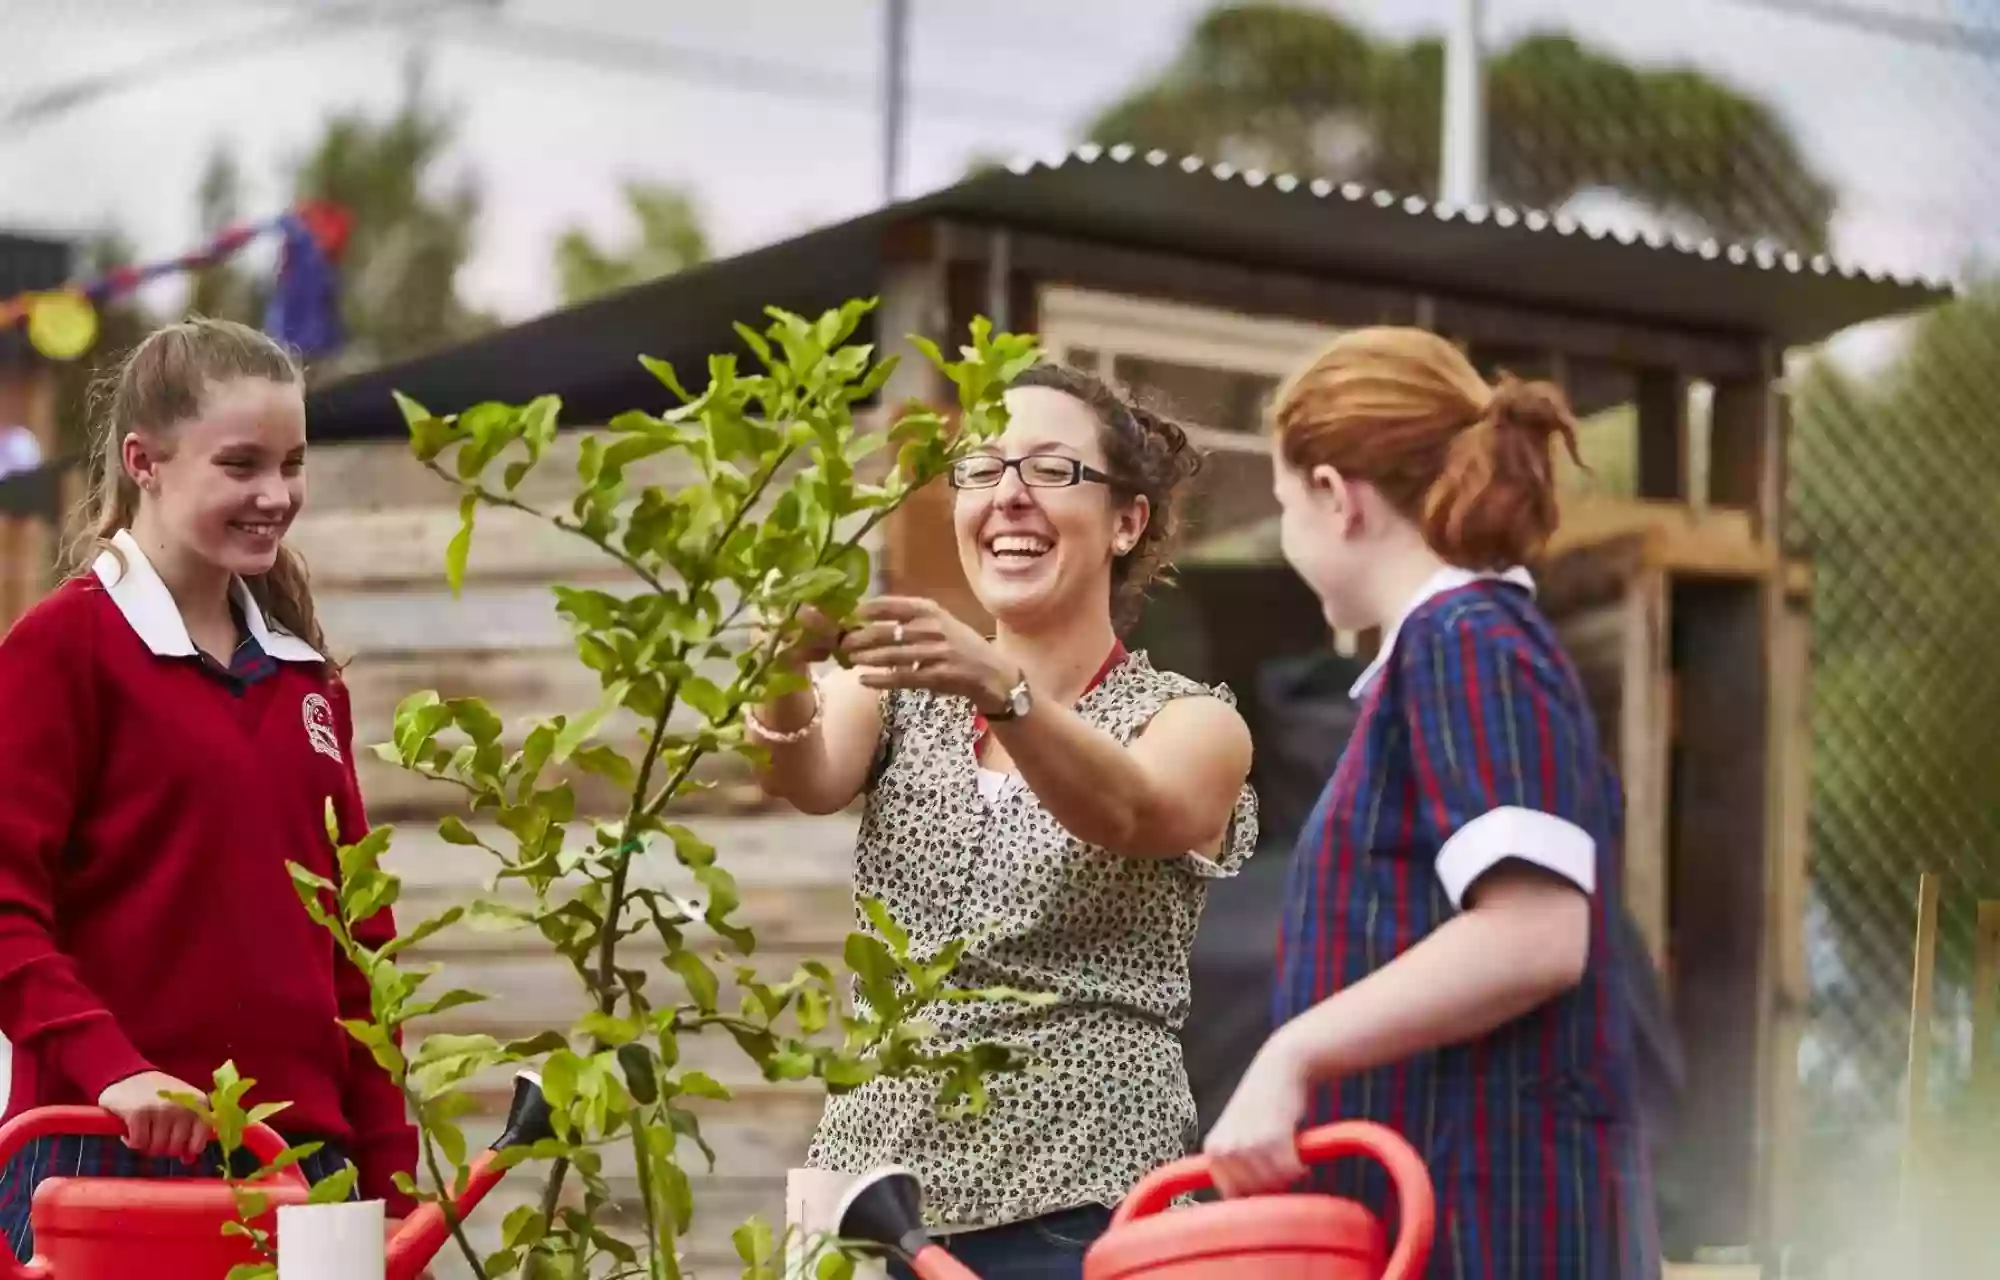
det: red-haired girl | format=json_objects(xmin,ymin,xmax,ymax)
[
  {"xmin": 1204, "ymin": 328, "xmax": 1658, "ymax": 1278},
  {"xmin": 0, "ymin": 318, "xmax": 415, "ymax": 1260}
]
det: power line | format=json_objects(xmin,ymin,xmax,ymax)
[
  {"xmin": 1717, "ymin": 0, "xmax": 2000, "ymax": 60},
  {"xmin": 434, "ymin": 12, "xmax": 1070, "ymax": 127},
  {"xmin": 0, "ymin": 0, "xmax": 492, "ymax": 133},
  {"xmin": 1, "ymin": 0, "xmax": 1072, "ymax": 139}
]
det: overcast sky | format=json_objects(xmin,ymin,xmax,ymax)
[{"xmin": 1, "ymin": 0, "xmax": 1994, "ymax": 324}]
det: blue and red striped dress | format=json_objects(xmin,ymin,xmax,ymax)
[{"xmin": 1273, "ymin": 569, "xmax": 1659, "ymax": 1279}]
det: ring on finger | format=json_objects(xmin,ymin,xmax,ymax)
[{"xmin": 892, "ymin": 621, "xmax": 906, "ymax": 645}]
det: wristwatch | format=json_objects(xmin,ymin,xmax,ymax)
[{"xmin": 983, "ymin": 672, "xmax": 1033, "ymax": 722}]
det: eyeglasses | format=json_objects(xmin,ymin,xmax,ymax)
[{"xmin": 949, "ymin": 454, "xmax": 1113, "ymax": 490}]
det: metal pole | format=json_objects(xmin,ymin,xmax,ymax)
[
  {"xmin": 881, "ymin": 0, "xmax": 909, "ymax": 204},
  {"xmin": 1439, "ymin": 0, "xmax": 1487, "ymax": 205}
]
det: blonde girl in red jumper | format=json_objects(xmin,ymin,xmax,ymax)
[{"xmin": 0, "ymin": 318, "xmax": 415, "ymax": 1260}]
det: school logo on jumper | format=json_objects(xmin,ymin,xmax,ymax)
[{"xmin": 302, "ymin": 693, "xmax": 342, "ymax": 763}]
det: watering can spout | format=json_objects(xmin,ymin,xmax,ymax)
[
  {"xmin": 385, "ymin": 1072, "xmax": 552, "ymax": 1280},
  {"xmin": 835, "ymin": 1167, "xmax": 980, "ymax": 1280}
]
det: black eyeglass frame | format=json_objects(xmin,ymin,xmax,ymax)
[{"xmin": 948, "ymin": 455, "xmax": 1115, "ymax": 490}]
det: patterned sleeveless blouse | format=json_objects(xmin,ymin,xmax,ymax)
[{"xmin": 805, "ymin": 650, "xmax": 1260, "ymax": 1231}]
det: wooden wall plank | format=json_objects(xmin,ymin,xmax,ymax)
[
  {"xmin": 289, "ymin": 505, "xmax": 626, "ymax": 590},
  {"xmin": 305, "ymin": 434, "xmax": 702, "ymax": 512},
  {"xmin": 322, "ymin": 586, "xmax": 585, "ymax": 655}
]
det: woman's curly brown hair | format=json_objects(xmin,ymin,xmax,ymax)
[{"xmin": 1011, "ymin": 362, "xmax": 1205, "ymax": 631}]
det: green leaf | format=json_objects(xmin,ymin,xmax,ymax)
[
  {"xmin": 818, "ymin": 1253, "xmax": 858, "ymax": 1280},
  {"xmin": 733, "ymin": 1216, "xmax": 777, "ymax": 1269},
  {"xmin": 663, "ymin": 824, "xmax": 715, "ymax": 869},
  {"xmin": 392, "ymin": 390, "xmax": 434, "ymax": 430},
  {"xmin": 675, "ymin": 1070, "xmax": 730, "ymax": 1101},
  {"xmin": 638, "ymin": 354, "xmax": 691, "ymax": 401},
  {"xmin": 307, "ymin": 1164, "xmax": 358, "ymax": 1205},
  {"xmin": 501, "ymin": 1204, "xmax": 548, "ymax": 1251},
  {"xmin": 667, "ymin": 949, "xmax": 719, "ymax": 1013},
  {"xmin": 679, "ymin": 674, "xmax": 731, "ymax": 723},
  {"xmin": 550, "ymin": 680, "xmax": 629, "ymax": 764},
  {"xmin": 615, "ymin": 1043, "xmax": 658, "ymax": 1105},
  {"xmin": 445, "ymin": 491, "xmax": 477, "ymax": 596},
  {"xmin": 437, "ymin": 816, "xmax": 481, "ymax": 846},
  {"xmin": 843, "ymin": 933, "xmax": 901, "ymax": 1020},
  {"xmin": 576, "ymin": 1011, "xmax": 638, "ymax": 1047},
  {"xmin": 860, "ymin": 898, "xmax": 910, "ymax": 957}
]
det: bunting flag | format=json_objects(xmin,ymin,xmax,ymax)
[{"xmin": 0, "ymin": 199, "xmax": 352, "ymax": 362}]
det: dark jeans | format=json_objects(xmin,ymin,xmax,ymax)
[{"xmin": 888, "ymin": 1205, "xmax": 1113, "ymax": 1280}]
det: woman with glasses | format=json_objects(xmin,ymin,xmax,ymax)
[{"xmin": 753, "ymin": 363, "xmax": 1259, "ymax": 1278}]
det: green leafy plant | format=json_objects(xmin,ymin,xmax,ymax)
[
  {"xmin": 168, "ymin": 1062, "xmax": 361, "ymax": 1280},
  {"xmin": 285, "ymin": 300, "xmax": 1043, "ymax": 1278}
]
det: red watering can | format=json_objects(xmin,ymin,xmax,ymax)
[
  {"xmin": 0, "ymin": 1071, "xmax": 553, "ymax": 1280},
  {"xmin": 838, "ymin": 1121, "xmax": 1434, "ymax": 1280}
]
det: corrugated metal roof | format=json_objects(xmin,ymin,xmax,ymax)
[
  {"xmin": 308, "ymin": 146, "xmax": 1954, "ymax": 441},
  {"xmin": 925, "ymin": 143, "xmax": 1953, "ymax": 338}
]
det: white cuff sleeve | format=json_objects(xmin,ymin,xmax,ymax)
[{"xmin": 1434, "ymin": 805, "xmax": 1596, "ymax": 908}]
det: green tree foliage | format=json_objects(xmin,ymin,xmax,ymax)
[
  {"xmin": 54, "ymin": 51, "xmax": 492, "ymax": 461},
  {"xmin": 1086, "ymin": 3, "xmax": 1835, "ymax": 250},
  {"xmin": 554, "ymin": 181, "xmax": 712, "ymax": 306},
  {"xmin": 293, "ymin": 55, "xmax": 495, "ymax": 381},
  {"xmin": 186, "ymin": 147, "xmax": 267, "ymax": 326}
]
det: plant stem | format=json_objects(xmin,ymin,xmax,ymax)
[
  {"xmin": 628, "ymin": 1120, "xmax": 671, "ymax": 1280},
  {"xmin": 535, "ymin": 439, "xmax": 799, "ymax": 1252},
  {"xmin": 414, "ymin": 1108, "xmax": 489, "ymax": 1279}
]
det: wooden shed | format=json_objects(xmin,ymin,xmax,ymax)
[{"xmin": 123, "ymin": 148, "xmax": 1953, "ymax": 1271}]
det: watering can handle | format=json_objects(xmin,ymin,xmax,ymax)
[
  {"xmin": 1111, "ymin": 1120, "xmax": 1436, "ymax": 1280},
  {"xmin": 0, "ymin": 1106, "xmax": 305, "ymax": 1189}
]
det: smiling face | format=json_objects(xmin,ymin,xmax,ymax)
[
  {"xmin": 952, "ymin": 385, "xmax": 1150, "ymax": 631},
  {"xmin": 123, "ymin": 376, "xmax": 308, "ymax": 579}
]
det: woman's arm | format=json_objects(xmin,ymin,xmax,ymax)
[
  {"xmin": 750, "ymin": 665, "xmax": 885, "ymax": 816},
  {"xmin": 987, "ymin": 693, "xmax": 1252, "ymax": 860},
  {"xmin": 327, "ymin": 681, "xmax": 419, "ymax": 1217},
  {"xmin": 836, "ymin": 595, "xmax": 1253, "ymax": 859}
]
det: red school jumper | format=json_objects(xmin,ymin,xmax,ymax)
[{"xmin": 0, "ymin": 530, "xmax": 416, "ymax": 1210}]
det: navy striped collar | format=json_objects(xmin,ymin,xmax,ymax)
[{"xmin": 1349, "ymin": 565, "xmax": 1536, "ymax": 700}]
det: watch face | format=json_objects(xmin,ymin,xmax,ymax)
[{"xmin": 1008, "ymin": 683, "xmax": 1033, "ymax": 718}]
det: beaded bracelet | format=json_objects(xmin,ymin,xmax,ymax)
[{"xmin": 745, "ymin": 677, "xmax": 823, "ymax": 744}]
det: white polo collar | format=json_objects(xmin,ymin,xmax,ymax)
[
  {"xmin": 1349, "ymin": 564, "xmax": 1536, "ymax": 700},
  {"xmin": 93, "ymin": 528, "xmax": 325, "ymax": 664}
]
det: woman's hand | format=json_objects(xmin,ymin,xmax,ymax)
[
  {"xmin": 1202, "ymin": 1039, "xmax": 1313, "ymax": 1199},
  {"xmin": 98, "ymin": 1070, "xmax": 211, "ymax": 1162},
  {"xmin": 758, "ymin": 605, "xmax": 845, "ymax": 673},
  {"xmin": 839, "ymin": 597, "xmax": 1018, "ymax": 713}
]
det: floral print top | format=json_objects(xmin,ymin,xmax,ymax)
[{"xmin": 805, "ymin": 650, "xmax": 1259, "ymax": 1230}]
